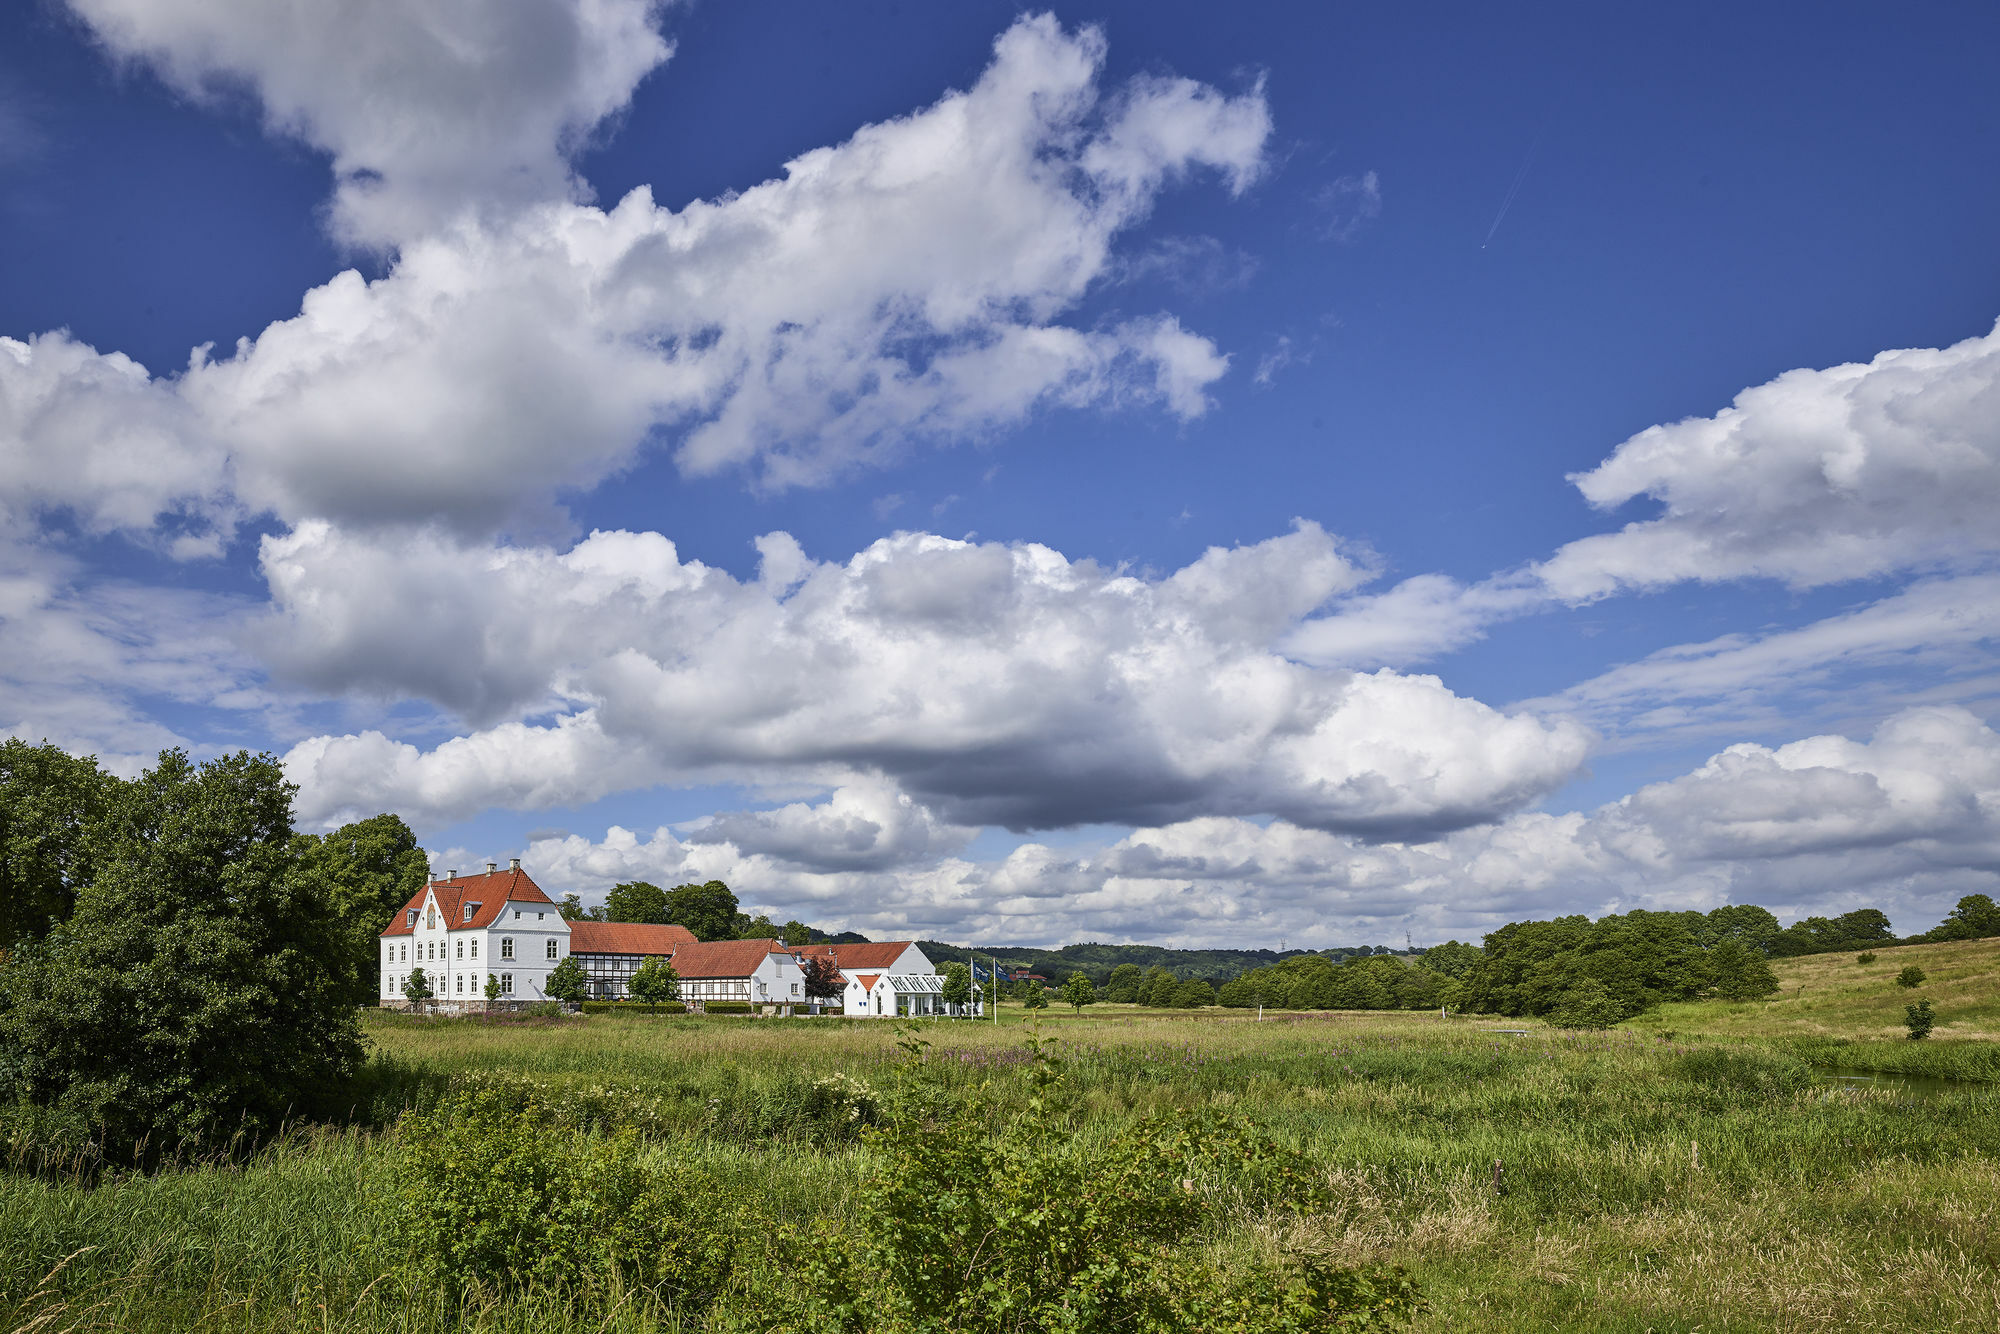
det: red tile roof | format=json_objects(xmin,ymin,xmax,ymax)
[
  {"xmin": 854, "ymin": 973, "xmax": 881, "ymax": 992},
  {"xmin": 568, "ymin": 921, "xmax": 697, "ymax": 955},
  {"xmin": 663, "ymin": 938, "xmax": 787, "ymax": 979},
  {"xmin": 792, "ymin": 941, "xmax": 920, "ymax": 971},
  {"xmin": 379, "ymin": 867, "xmax": 556, "ymax": 937}
]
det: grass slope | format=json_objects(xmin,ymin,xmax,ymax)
[{"xmin": 1637, "ymin": 935, "xmax": 2000, "ymax": 1042}]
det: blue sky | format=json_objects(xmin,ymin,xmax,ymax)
[{"xmin": 5, "ymin": 0, "xmax": 1999, "ymax": 946}]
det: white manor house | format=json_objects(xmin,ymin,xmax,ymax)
[{"xmin": 380, "ymin": 864, "xmax": 962, "ymax": 1016}]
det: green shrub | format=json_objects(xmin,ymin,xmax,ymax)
[
  {"xmin": 704, "ymin": 1001, "xmax": 754, "ymax": 1014},
  {"xmin": 755, "ymin": 1034, "xmax": 1421, "ymax": 1333},
  {"xmin": 580, "ymin": 1000, "xmax": 687, "ymax": 1014},
  {"xmin": 1896, "ymin": 964, "xmax": 1927, "ymax": 989},
  {"xmin": 1905, "ymin": 1000, "xmax": 1936, "ymax": 1040},
  {"xmin": 1856, "ymin": 952, "xmax": 1878, "ymax": 965},
  {"xmin": 1546, "ymin": 978, "xmax": 1623, "ymax": 1030},
  {"xmin": 378, "ymin": 1082, "xmax": 733, "ymax": 1306}
]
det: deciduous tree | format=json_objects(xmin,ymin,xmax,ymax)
[
  {"xmin": 1060, "ymin": 973, "xmax": 1096, "ymax": 1012},
  {"xmin": 605, "ymin": 880, "xmax": 670, "ymax": 924},
  {"xmin": 800, "ymin": 952, "xmax": 844, "ymax": 1004},
  {"xmin": 403, "ymin": 966, "xmax": 435, "ymax": 1009},
  {"xmin": 664, "ymin": 880, "xmax": 739, "ymax": 941},
  {"xmin": 941, "ymin": 962, "xmax": 972, "ymax": 1008},
  {"xmin": 630, "ymin": 956, "xmax": 681, "ymax": 1011},
  {"xmin": 545, "ymin": 956, "xmax": 587, "ymax": 1007},
  {"xmin": 0, "ymin": 739, "xmax": 119, "ymax": 953},
  {"xmin": 0, "ymin": 749, "xmax": 364, "ymax": 1160}
]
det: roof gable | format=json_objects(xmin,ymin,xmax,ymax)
[{"xmin": 380, "ymin": 866, "xmax": 557, "ymax": 937}]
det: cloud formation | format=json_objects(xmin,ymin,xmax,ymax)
[
  {"xmin": 67, "ymin": 0, "xmax": 672, "ymax": 247},
  {"xmin": 1542, "ymin": 320, "xmax": 2000, "ymax": 599},
  {"xmin": 517, "ymin": 706, "xmax": 2000, "ymax": 946},
  {"xmin": 8, "ymin": 14, "xmax": 1268, "ymax": 542},
  {"xmin": 274, "ymin": 520, "xmax": 1590, "ymax": 835}
]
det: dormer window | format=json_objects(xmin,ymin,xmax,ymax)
[
  {"xmin": 463, "ymin": 903, "xmax": 478, "ymax": 923},
  {"xmin": 406, "ymin": 909, "xmax": 418, "ymax": 928}
]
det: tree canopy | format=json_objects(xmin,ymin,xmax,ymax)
[
  {"xmin": 664, "ymin": 880, "xmax": 740, "ymax": 941},
  {"xmin": 0, "ymin": 739, "xmax": 120, "ymax": 954},
  {"xmin": 0, "ymin": 749, "xmax": 366, "ymax": 1160},
  {"xmin": 605, "ymin": 880, "xmax": 671, "ymax": 924}
]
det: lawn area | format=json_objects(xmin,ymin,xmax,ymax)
[{"xmin": 2, "ymin": 989, "xmax": 1995, "ymax": 1334}]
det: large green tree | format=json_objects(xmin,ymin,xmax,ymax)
[
  {"xmin": 605, "ymin": 880, "xmax": 671, "ymax": 924},
  {"xmin": 0, "ymin": 739, "xmax": 119, "ymax": 953},
  {"xmin": 292, "ymin": 812, "xmax": 430, "ymax": 1007},
  {"xmin": 0, "ymin": 749, "xmax": 365, "ymax": 1160},
  {"xmin": 1104, "ymin": 962, "xmax": 1144, "ymax": 1002},
  {"xmin": 664, "ymin": 880, "xmax": 740, "ymax": 941}
]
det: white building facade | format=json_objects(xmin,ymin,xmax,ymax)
[{"xmin": 379, "ymin": 862, "xmax": 571, "ymax": 1009}]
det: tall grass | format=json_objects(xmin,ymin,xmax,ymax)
[{"xmin": 3, "ymin": 1009, "xmax": 1995, "ymax": 1332}]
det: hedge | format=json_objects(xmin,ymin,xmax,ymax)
[
  {"xmin": 581, "ymin": 1000, "xmax": 688, "ymax": 1015},
  {"xmin": 703, "ymin": 1001, "xmax": 754, "ymax": 1014}
]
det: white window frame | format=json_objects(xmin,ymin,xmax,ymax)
[
  {"xmin": 545, "ymin": 939, "xmax": 558, "ymax": 961},
  {"xmin": 500, "ymin": 973, "xmax": 514, "ymax": 995},
  {"xmin": 471, "ymin": 940, "xmax": 478, "ymax": 959},
  {"xmin": 501, "ymin": 937, "xmax": 514, "ymax": 960}
]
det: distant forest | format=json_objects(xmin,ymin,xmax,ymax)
[
  {"xmin": 912, "ymin": 939, "xmax": 1410, "ymax": 985},
  {"xmin": 916, "ymin": 896, "xmax": 2000, "ymax": 1028}
]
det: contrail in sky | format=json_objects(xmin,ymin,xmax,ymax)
[{"xmin": 1482, "ymin": 125, "xmax": 1548, "ymax": 249}]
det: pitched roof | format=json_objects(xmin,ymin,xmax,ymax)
[
  {"xmin": 664, "ymin": 938, "xmax": 788, "ymax": 979},
  {"xmin": 794, "ymin": 941, "xmax": 920, "ymax": 970},
  {"xmin": 379, "ymin": 867, "xmax": 557, "ymax": 937},
  {"xmin": 568, "ymin": 921, "xmax": 697, "ymax": 955},
  {"xmin": 854, "ymin": 973, "xmax": 881, "ymax": 993}
]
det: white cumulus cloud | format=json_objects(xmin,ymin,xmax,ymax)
[
  {"xmin": 67, "ymin": 0, "xmax": 672, "ymax": 248},
  {"xmin": 273, "ymin": 520, "xmax": 1589, "ymax": 835}
]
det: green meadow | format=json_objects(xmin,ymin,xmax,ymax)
[{"xmin": 3, "ymin": 940, "xmax": 1995, "ymax": 1334}]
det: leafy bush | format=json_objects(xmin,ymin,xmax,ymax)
[
  {"xmin": 1896, "ymin": 964, "xmax": 1927, "ymax": 989},
  {"xmin": 704, "ymin": 1001, "xmax": 754, "ymax": 1014},
  {"xmin": 378, "ymin": 1081, "xmax": 734, "ymax": 1306},
  {"xmin": 1546, "ymin": 978, "xmax": 1623, "ymax": 1030},
  {"xmin": 1904, "ymin": 1000, "xmax": 1936, "ymax": 1041},
  {"xmin": 1856, "ymin": 952, "xmax": 1878, "ymax": 965},
  {"xmin": 755, "ymin": 1034, "xmax": 1422, "ymax": 1333}
]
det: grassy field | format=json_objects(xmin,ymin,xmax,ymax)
[
  {"xmin": 1636, "ymin": 935, "xmax": 2000, "ymax": 1042},
  {"xmin": 2, "ymin": 940, "xmax": 1995, "ymax": 1333}
]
